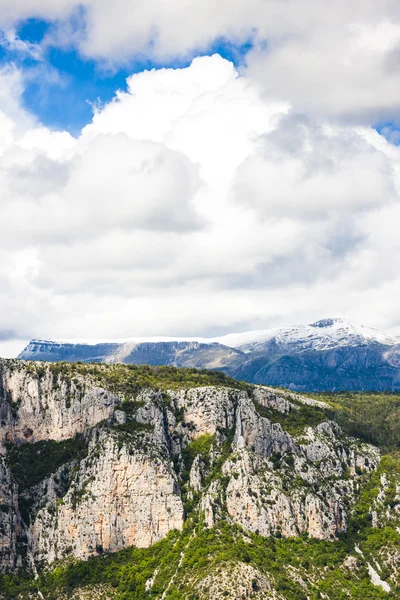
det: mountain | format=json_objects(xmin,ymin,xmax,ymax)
[
  {"xmin": 0, "ymin": 359, "xmax": 399, "ymax": 599},
  {"xmin": 217, "ymin": 317, "xmax": 400, "ymax": 353},
  {"xmin": 18, "ymin": 339, "xmax": 245, "ymax": 370},
  {"xmin": 18, "ymin": 318, "xmax": 400, "ymax": 391}
]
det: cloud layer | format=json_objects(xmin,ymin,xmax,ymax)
[
  {"xmin": 2, "ymin": 1, "xmax": 400, "ymax": 121},
  {"xmin": 0, "ymin": 52, "xmax": 400, "ymax": 357}
]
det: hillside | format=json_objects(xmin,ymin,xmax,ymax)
[
  {"xmin": 0, "ymin": 359, "xmax": 399, "ymax": 599},
  {"xmin": 18, "ymin": 319, "xmax": 400, "ymax": 391}
]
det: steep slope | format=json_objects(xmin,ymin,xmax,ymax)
[
  {"xmin": 17, "ymin": 319, "xmax": 400, "ymax": 391},
  {"xmin": 235, "ymin": 345, "xmax": 400, "ymax": 391},
  {"xmin": 0, "ymin": 360, "xmax": 399, "ymax": 600}
]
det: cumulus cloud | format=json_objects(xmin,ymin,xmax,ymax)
[
  {"xmin": 0, "ymin": 128, "xmax": 202, "ymax": 248},
  {"xmin": 0, "ymin": 54, "xmax": 400, "ymax": 356},
  {"xmin": 232, "ymin": 114, "xmax": 396, "ymax": 218},
  {"xmin": 2, "ymin": 1, "xmax": 400, "ymax": 120}
]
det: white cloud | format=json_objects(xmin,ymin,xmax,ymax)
[
  {"xmin": 0, "ymin": 66, "xmax": 33, "ymax": 128},
  {"xmin": 246, "ymin": 15, "xmax": 400, "ymax": 121},
  {"xmin": 232, "ymin": 115, "xmax": 396, "ymax": 218},
  {"xmin": 0, "ymin": 29, "xmax": 43, "ymax": 60},
  {"xmin": 3, "ymin": 1, "xmax": 400, "ymax": 120},
  {"xmin": 0, "ymin": 0, "xmax": 76, "ymax": 24},
  {"xmin": 1, "ymin": 54, "xmax": 400, "ymax": 352},
  {"xmin": 80, "ymin": 1, "xmax": 400, "ymax": 120}
]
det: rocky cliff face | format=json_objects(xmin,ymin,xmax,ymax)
[
  {"xmin": 0, "ymin": 452, "xmax": 21, "ymax": 572},
  {"xmin": 0, "ymin": 359, "xmax": 386, "ymax": 577},
  {"xmin": 0, "ymin": 365, "xmax": 118, "ymax": 444},
  {"xmin": 29, "ymin": 430, "xmax": 184, "ymax": 565}
]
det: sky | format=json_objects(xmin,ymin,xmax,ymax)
[{"xmin": 1, "ymin": 0, "xmax": 400, "ymax": 357}]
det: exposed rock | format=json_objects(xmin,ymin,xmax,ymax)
[
  {"xmin": 0, "ymin": 361, "xmax": 119, "ymax": 443},
  {"xmin": 189, "ymin": 454, "xmax": 204, "ymax": 492},
  {"xmin": 233, "ymin": 395, "xmax": 295, "ymax": 457},
  {"xmin": 0, "ymin": 359, "xmax": 388, "ymax": 575},
  {"xmin": 113, "ymin": 410, "xmax": 126, "ymax": 425},
  {"xmin": 251, "ymin": 386, "xmax": 292, "ymax": 413},
  {"xmin": 168, "ymin": 386, "xmax": 239, "ymax": 436},
  {"xmin": 0, "ymin": 456, "xmax": 22, "ymax": 571},
  {"xmin": 29, "ymin": 430, "xmax": 184, "ymax": 564},
  {"xmin": 200, "ymin": 480, "xmax": 222, "ymax": 528}
]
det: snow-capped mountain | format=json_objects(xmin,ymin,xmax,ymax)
[
  {"xmin": 17, "ymin": 318, "xmax": 400, "ymax": 391},
  {"xmin": 25, "ymin": 318, "xmax": 400, "ymax": 354},
  {"xmin": 213, "ymin": 318, "xmax": 400, "ymax": 353}
]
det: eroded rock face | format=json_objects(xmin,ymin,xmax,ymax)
[
  {"xmin": 168, "ymin": 386, "xmax": 240, "ymax": 436},
  {"xmin": 196, "ymin": 404, "xmax": 379, "ymax": 541},
  {"xmin": 233, "ymin": 395, "xmax": 295, "ymax": 456},
  {"xmin": 29, "ymin": 431, "xmax": 184, "ymax": 564},
  {"xmin": 0, "ymin": 455, "xmax": 22, "ymax": 571},
  {"xmin": 0, "ymin": 360, "xmax": 383, "ymax": 573},
  {"xmin": 223, "ymin": 448, "xmax": 351, "ymax": 540},
  {"xmin": 0, "ymin": 362, "xmax": 119, "ymax": 443}
]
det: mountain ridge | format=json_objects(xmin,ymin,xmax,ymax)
[
  {"xmin": 17, "ymin": 318, "xmax": 400, "ymax": 392},
  {"xmin": 21, "ymin": 317, "xmax": 400, "ymax": 352}
]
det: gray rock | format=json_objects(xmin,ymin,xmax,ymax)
[{"xmin": 0, "ymin": 359, "xmax": 389, "ymax": 574}]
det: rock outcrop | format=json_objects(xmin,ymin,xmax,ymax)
[
  {"xmin": 0, "ymin": 454, "xmax": 21, "ymax": 571},
  {"xmin": 0, "ymin": 364, "xmax": 119, "ymax": 444},
  {"xmin": 29, "ymin": 430, "xmax": 184, "ymax": 565},
  {"xmin": 0, "ymin": 359, "xmax": 384, "ymax": 574}
]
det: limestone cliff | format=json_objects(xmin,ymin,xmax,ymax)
[{"xmin": 0, "ymin": 358, "xmax": 396, "ymax": 590}]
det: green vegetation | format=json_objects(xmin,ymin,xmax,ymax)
[
  {"xmin": 254, "ymin": 390, "xmax": 400, "ymax": 450},
  {"xmin": 181, "ymin": 434, "xmax": 215, "ymax": 479},
  {"xmin": 254, "ymin": 401, "xmax": 329, "ymax": 436},
  {"xmin": 178, "ymin": 432, "xmax": 233, "ymax": 515},
  {"xmin": 119, "ymin": 399, "xmax": 146, "ymax": 414},
  {"xmin": 349, "ymin": 454, "xmax": 400, "ymax": 540},
  {"xmin": 5, "ymin": 435, "xmax": 88, "ymax": 491},
  {"xmin": 2, "ymin": 507, "xmax": 398, "ymax": 600},
  {"xmin": 21, "ymin": 360, "xmax": 253, "ymax": 398},
  {"xmin": 311, "ymin": 392, "xmax": 400, "ymax": 452},
  {"xmin": 112, "ymin": 421, "xmax": 154, "ymax": 435},
  {"xmin": 1, "ymin": 363, "xmax": 399, "ymax": 599},
  {"xmin": 92, "ymin": 363, "xmax": 252, "ymax": 395}
]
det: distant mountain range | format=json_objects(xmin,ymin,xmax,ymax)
[{"xmin": 18, "ymin": 318, "xmax": 400, "ymax": 391}]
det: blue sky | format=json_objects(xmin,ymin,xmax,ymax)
[
  {"xmin": 1, "ymin": 17, "xmax": 254, "ymax": 135},
  {"xmin": 1, "ymin": 16, "xmax": 398, "ymax": 143}
]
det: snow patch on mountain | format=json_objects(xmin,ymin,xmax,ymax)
[
  {"xmin": 217, "ymin": 318, "xmax": 400, "ymax": 354},
  {"xmin": 24, "ymin": 318, "xmax": 400, "ymax": 358}
]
